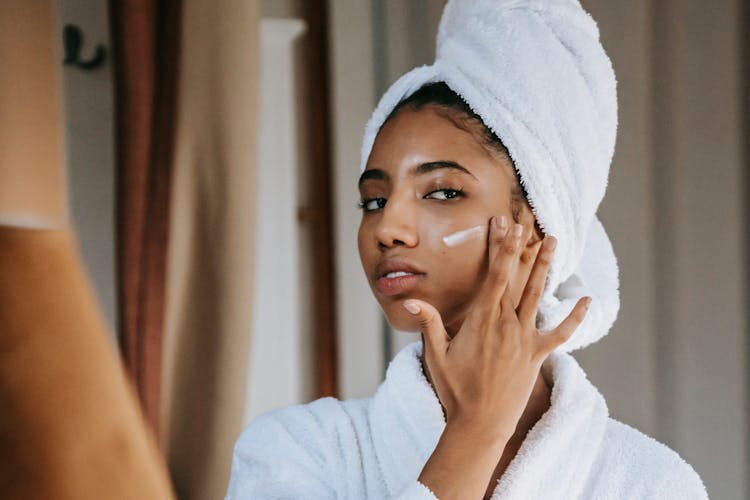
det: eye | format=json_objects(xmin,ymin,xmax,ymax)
[
  {"xmin": 425, "ymin": 188, "xmax": 464, "ymax": 200},
  {"xmin": 357, "ymin": 197, "xmax": 387, "ymax": 212}
]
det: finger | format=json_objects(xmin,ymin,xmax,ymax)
[
  {"xmin": 487, "ymin": 214, "xmax": 509, "ymax": 264},
  {"xmin": 498, "ymin": 286, "xmax": 515, "ymax": 319},
  {"xmin": 476, "ymin": 217, "xmax": 522, "ymax": 316},
  {"xmin": 471, "ymin": 215, "xmax": 509, "ymax": 317},
  {"xmin": 517, "ymin": 235, "xmax": 556, "ymax": 325},
  {"xmin": 403, "ymin": 299, "xmax": 450, "ymax": 360},
  {"xmin": 538, "ymin": 296, "xmax": 592, "ymax": 353}
]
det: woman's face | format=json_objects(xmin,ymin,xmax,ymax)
[{"xmin": 358, "ymin": 105, "xmax": 540, "ymax": 336}]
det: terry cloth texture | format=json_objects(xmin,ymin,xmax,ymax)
[
  {"xmin": 226, "ymin": 340, "xmax": 708, "ymax": 499},
  {"xmin": 360, "ymin": 0, "xmax": 620, "ymax": 353}
]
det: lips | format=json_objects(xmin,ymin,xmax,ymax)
[{"xmin": 373, "ymin": 258, "xmax": 426, "ymax": 297}]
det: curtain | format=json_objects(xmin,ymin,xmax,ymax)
[
  {"xmin": 109, "ymin": 0, "xmax": 183, "ymax": 439},
  {"xmin": 160, "ymin": 1, "xmax": 260, "ymax": 498}
]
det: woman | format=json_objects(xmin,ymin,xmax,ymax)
[{"xmin": 226, "ymin": 1, "xmax": 708, "ymax": 498}]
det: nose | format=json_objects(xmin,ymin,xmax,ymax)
[{"xmin": 373, "ymin": 196, "xmax": 419, "ymax": 249}]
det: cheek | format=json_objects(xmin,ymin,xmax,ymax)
[
  {"xmin": 377, "ymin": 229, "xmax": 489, "ymax": 333},
  {"xmin": 420, "ymin": 222, "xmax": 490, "ymax": 318},
  {"xmin": 357, "ymin": 221, "xmax": 372, "ymax": 266},
  {"xmin": 426, "ymin": 218, "xmax": 488, "ymax": 270},
  {"xmin": 432, "ymin": 237, "xmax": 487, "ymax": 307},
  {"xmin": 387, "ymin": 309, "xmax": 422, "ymax": 333}
]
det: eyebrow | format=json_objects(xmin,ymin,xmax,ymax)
[
  {"xmin": 358, "ymin": 161, "xmax": 478, "ymax": 188},
  {"xmin": 416, "ymin": 161, "xmax": 478, "ymax": 179},
  {"xmin": 358, "ymin": 168, "xmax": 387, "ymax": 187}
]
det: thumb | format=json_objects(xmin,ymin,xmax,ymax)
[{"xmin": 403, "ymin": 299, "xmax": 449, "ymax": 358}]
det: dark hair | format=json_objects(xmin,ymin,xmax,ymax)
[{"xmin": 381, "ymin": 82, "xmax": 529, "ymax": 223}]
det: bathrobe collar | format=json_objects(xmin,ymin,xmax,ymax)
[{"xmin": 369, "ymin": 340, "xmax": 609, "ymax": 499}]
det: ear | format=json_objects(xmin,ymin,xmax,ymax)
[{"xmin": 525, "ymin": 225, "xmax": 544, "ymax": 248}]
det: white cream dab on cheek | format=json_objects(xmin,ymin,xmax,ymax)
[{"xmin": 442, "ymin": 225, "xmax": 485, "ymax": 247}]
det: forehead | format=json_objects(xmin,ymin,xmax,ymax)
[{"xmin": 363, "ymin": 106, "xmax": 511, "ymax": 184}]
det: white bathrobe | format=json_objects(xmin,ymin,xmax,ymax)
[{"xmin": 226, "ymin": 340, "xmax": 708, "ymax": 499}]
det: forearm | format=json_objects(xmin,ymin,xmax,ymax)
[
  {"xmin": 417, "ymin": 421, "xmax": 509, "ymax": 500},
  {"xmin": 0, "ymin": 227, "xmax": 174, "ymax": 499},
  {"xmin": 0, "ymin": 0, "xmax": 68, "ymax": 226}
]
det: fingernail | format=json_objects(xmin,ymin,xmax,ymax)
[
  {"xmin": 497, "ymin": 215, "xmax": 509, "ymax": 236},
  {"xmin": 547, "ymin": 236, "xmax": 557, "ymax": 250},
  {"xmin": 513, "ymin": 223, "xmax": 523, "ymax": 237},
  {"xmin": 584, "ymin": 297, "xmax": 592, "ymax": 308},
  {"xmin": 404, "ymin": 300, "xmax": 421, "ymax": 315}
]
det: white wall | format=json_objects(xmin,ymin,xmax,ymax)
[
  {"xmin": 328, "ymin": 0, "xmax": 385, "ymax": 397},
  {"xmin": 57, "ymin": 0, "xmax": 116, "ymax": 336},
  {"xmin": 244, "ymin": 18, "xmax": 313, "ymax": 424}
]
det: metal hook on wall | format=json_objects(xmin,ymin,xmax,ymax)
[{"xmin": 63, "ymin": 24, "xmax": 106, "ymax": 70}]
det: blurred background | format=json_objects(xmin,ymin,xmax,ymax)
[{"xmin": 54, "ymin": 0, "xmax": 747, "ymax": 498}]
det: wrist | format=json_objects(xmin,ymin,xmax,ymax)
[
  {"xmin": 444, "ymin": 416, "xmax": 512, "ymax": 449},
  {"xmin": 419, "ymin": 420, "xmax": 508, "ymax": 500}
]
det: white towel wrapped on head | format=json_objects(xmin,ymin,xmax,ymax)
[{"xmin": 360, "ymin": 0, "xmax": 620, "ymax": 353}]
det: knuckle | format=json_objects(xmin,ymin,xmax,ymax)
[
  {"xmin": 542, "ymin": 332, "xmax": 565, "ymax": 351},
  {"xmin": 536, "ymin": 254, "xmax": 552, "ymax": 267},
  {"xmin": 525, "ymin": 286, "xmax": 542, "ymax": 301},
  {"xmin": 520, "ymin": 251, "xmax": 534, "ymax": 264},
  {"xmin": 420, "ymin": 309, "xmax": 437, "ymax": 327},
  {"xmin": 494, "ymin": 269, "xmax": 510, "ymax": 286},
  {"xmin": 502, "ymin": 241, "xmax": 517, "ymax": 256}
]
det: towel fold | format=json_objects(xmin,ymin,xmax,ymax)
[
  {"xmin": 360, "ymin": 0, "xmax": 620, "ymax": 352},
  {"xmin": 226, "ymin": 340, "xmax": 708, "ymax": 499}
]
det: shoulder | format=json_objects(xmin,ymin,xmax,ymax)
[
  {"xmin": 227, "ymin": 396, "xmax": 370, "ymax": 499},
  {"xmin": 593, "ymin": 418, "xmax": 708, "ymax": 499},
  {"xmin": 233, "ymin": 396, "xmax": 369, "ymax": 461}
]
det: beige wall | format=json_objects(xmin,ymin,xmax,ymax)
[
  {"xmin": 579, "ymin": 1, "xmax": 748, "ymax": 497},
  {"xmin": 261, "ymin": 0, "xmax": 303, "ymax": 19},
  {"xmin": 576, "ymin": 0, "xmax": 657, "ymax": 437}
]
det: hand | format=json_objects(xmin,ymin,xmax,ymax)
[{"xmin": 403, "ymin": 215, "xmax": 591, "ymax": 440}]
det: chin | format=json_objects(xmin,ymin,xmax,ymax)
[{"xmin": 383, "ymin": 305, "xmax": 422, "ymax": 333}]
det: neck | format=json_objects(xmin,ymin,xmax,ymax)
[{"xmin": 515, "ymin": 370, "xmax": 552, "ymax": 437}]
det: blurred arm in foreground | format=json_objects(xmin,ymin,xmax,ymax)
[{"xmin": 0, "ymin": 2, "xmax": 174, "ymax": 498}]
